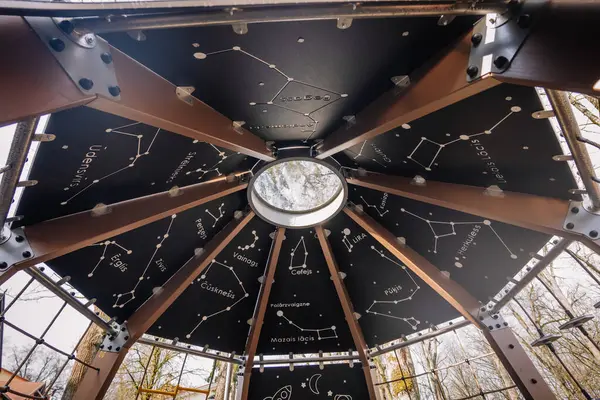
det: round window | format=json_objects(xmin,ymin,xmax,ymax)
[{"xmin": 248, "ymin": 158, "xmax": 347, "ymax": 228}]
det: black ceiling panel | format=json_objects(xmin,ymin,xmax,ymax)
[
  {"xmin": 349, "ymin": 185, "xmax": 551, "ymax": 303},
  {"xmin": 248, "ymin": 363, "xmax": 369, "ymax": 400},
  {"xmin": 104, "ymin": 17, "xmax": 476, "ymax": 142},
  {"xmin": 257, "ymin": 228, "xmax": 355, "ymax": 355},
  {"xmin": 342, "ymin": 84, "xmax": 576, "ymax": 200},
  {"xmin": 44, "ymin": 192, "xmax": 246, "ymax": 322},
  {"xmin": 325, "ymin": 212, "xmax": 458, "ymax": 347},
  {"xmin": 147, "ymin": 217, "xmax": 274, "ymax": 353},
  {"xmin": 15, "ymin": 106, "xmax": 252, "ymax": 227}
]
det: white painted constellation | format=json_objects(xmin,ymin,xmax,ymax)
[
  {"xmin": 289, "ymin": 236, "xmax": 308, "ymax": 270},
  {"xmin": 276, "ymin": 310, "xmax": 338, "ymax": 340},
  {"xmin": 341, "ymin": 228, "xmax": 353, "ymax": 253},
  {"xmin": 62, "ymin": 122, "xmax": 160, "ymax": 205},
  {"xmin": 238, "ymin": 230, "xmax": 259, "ymax": 251},
  {"xmin": 185, "ymin": 259, "xmax": 249, "ymax": 339},
  {"xmin": 111, "ymin": 214, "xmax": 176, "ymax": 308},
  {"xmin": 400, "ymin": 208, "xmax": 517, "ymax": 264},
  {"xmin": 367, "ymin": 247, "xmax": 421, "ymax": 330},
  {"xmin": 186, "ymin": 143, "xmax": 228, "ymax": 180},
  {"xmin": 206, "ymin": 203, "xmax": 225, "ymax": 228},
  {"xmin": 407, "ymin": 106, "xmax": 521, "ymax": 171},
  {"xmin": 193, "ymin": 45, "xmax": 348, "ymax": 142},
  {"xmin": 360, "ymin": 196, "xmax": 389, "ymax": 217},
  {"xmin": 87, "ymin": 240, "xmax": 132, "ymax": 277},
  {"xmin": 348, "ymin": 141, "xmax": 387, "ymax": 168}
]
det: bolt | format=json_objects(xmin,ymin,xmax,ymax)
[
  {"xmin": 79, "ymin": 78, "xmax": 94, "ymax": 91},
  {"xmin": 493, "ymin": 56, "xmax": 509, "ymax": 70},
  {"xmin": 466, "ymin": 65, "xmax": 479, "ymax": 78},
  {"xmin": 493, "ymin": 315, "xmax": 499, "ymax": 319},
  {"xmin": 22, "ymin": 251, "xmax": 31, "ymax": 258},
  {"xmin": 566, "ymin": 222, "xmax": 575, "ymax": 230},
  {"xmin": 108, "ymin": 86, "xmax": 121, "ymax": 97},
  {"xmin": 509, "ymin": 344, "xmax": 515, "ymax": 349},
  {"xmin": 107, "ymin": 346, "xmax": 113, "ymax": 351},
  {"xmin": 571, "ymin": 206, "xmax": 579, "ymax": 214},
  {"xmin": 124, "ymin": 336, "xmax": 129, "ymax": 340},
  {"xmin": 48, "ymin": 38, "xmax": 65, "ymax": 52},
  {"xmin": 488, "ymin": 325, "xmax": 494, "ymax": 330},
  {"xmin": 100, "ymin": 52, "xmax": 113, "ymax": 64},
  {"xmin": 590, "ymin": 230, "xmax": 598, "ymax": 238},
  {"xmin": 0, "ymin": 262, "xmax": 6, "ymax": 269},
  {"xmin": 121, "ymin": 327, "xmax": 126, "ymax": 331},
  {"xmin": 85, "ymin": 35, "xmax": 95, "ymax": 45},
  {"xmin": 496, "ymin": 324, "xmax": 501, "ymax": 328},
  {"xmin": 15, "ymin": 235, "xmax": 24, "ymax": 243},
  {"xmin": 116, "ymin": 347, "xmax": 121, "ymax": 351},
  {"xmin": 530, "ymin": 379, "xmax": 537, "ymax": 384},
  {"xmin": 471, "ymin": 33, "xmax": 483, "ymax": 46},
  {"xmin": 517, "ymin": 14, "xmax": 531, "ymax": 28},
  {"xmin": 58, "ymin": 20, "xmax": 75, "ymax": 34}
]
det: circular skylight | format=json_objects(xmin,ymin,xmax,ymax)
[{"xmin": 248, "ymin": 158, "xmax": 347, "ymax": 228}]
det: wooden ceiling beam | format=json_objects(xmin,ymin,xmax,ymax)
[
  {"xmin": 0, "ymin": 16, "xmax": 274, "ymax": 161},
  {"xmin": 0, "ymin": 177, "xmax": 247, "ymax": 285},
  {"xmin": 239, "ymin": 227, "xmax": 285, "ymax": 400},
  {"xmin": 316, "ymin": 226, "xmax": 378, "ymax": 400},
  {"xmin": 343, "ymin": 205, "xmax": 556, "ymax": 399},
  {"xmin": 72, "ymin": 211, "xmax": 255, "ymax": 400},
  {"xmin": 316, "ymin": 31, "xmax": 501, "ymax": 159}
]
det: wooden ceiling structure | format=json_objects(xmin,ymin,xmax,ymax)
[{"xmin": 0, "ymin": 0, "xmax": 599, "ymax": 399}]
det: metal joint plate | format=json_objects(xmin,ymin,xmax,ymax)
[
  {"xmin": 479, "ymin": 312, "xmax": 508, "ymax": 331},
  {"xmin": 563, "ymin": 200, "xmax": 600, "ymax": 240},
  {"xmin": 99, "ymin": 322, "xmax": 130, "ymax": 353},
  {"xmin": 0, "ymin": 227, "xmax": 34, "ymax": 276},
  {"xmin": 25, "ymin": 17, "xmax": 121, "ymax": 100}
]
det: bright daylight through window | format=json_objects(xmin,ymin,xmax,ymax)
[{"xmin": 249, "ymin": 158, "xmax": 347, "ymax": 228}]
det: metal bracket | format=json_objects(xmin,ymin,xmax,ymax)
[
  {"xmin": 563, "ymin": 200, "xmax": 600, "ymax": 240},
  {"xmin": 478, "ymin": 311, "xmax": 509, "ymax": 331},
  {"xmin": 99, "ymin": 321, "xmax": 130, "ymax": 352},
  {"xmin": 337, "ymin": 17, "xmax": 352, "ymax": 30},
  {"xmin": 176, "ymin": 86, "xmax": 195, "ymax": 106},
  {"xmin": 466, "ymin": 4, "xmax": 538, "ymax": 82},
  {"xmin": 25, "ymin": 17, "xmax": 121, "ymax": 100},
  {"xmin": 0, "ymin": 228, "xmax": 34, "ymax": 276},
  {"xmin": 232, "ymin": 22, "xmax": 248, "ymax": 35}
]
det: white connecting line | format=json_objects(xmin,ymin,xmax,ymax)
[
  {"xmin": 61, "ymin": 122, "xmax": 160, "ymax": 205},
  {"xmin": 193, "ymin": 45, "xmax": 348, "ymax": 141},
  {"xmin": 206, "ymin": 203, "xmax": 225, "ymax": 228},
  {"xmin": 276, "ymin": 310, "xmax": 338, "ymax": 340},
  {"xmin": 289, "ymin": 236, "xmax": 308, "ymax": 270},
  {"xmin": 367, "ymin": 247, "xmax": 421, "ymax": 330},
  {"xmin": 186, "ymin": 259, "xmax": 249, "ymax": 339},
  {"xmin": 186, "ymin": 143, "xmax": 228, "ymax": 180}
]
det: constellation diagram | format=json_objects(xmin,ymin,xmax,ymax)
[
  {"xmin": 367, "ymin": 247, "xmax": 421, "ymax": 330},
  {"xmin": 400, "ymin": 208, "xmax": 518, "ymax": 263},
  {"xmin": 341, "ymin": 228, "xmax": 353, "ymax": 253},
  {"xmin": 185, "ymin": 143, "xmax": 228, "ymax": 180},
  {"xmin": 61, "ymin": 122, "xmax": 159, "ymax": 205},
  {"xmin": 347, "ymin": 141, "xmax": 387, "ymax": 168},
  {"xmin": 185, "ymin": 259, "xmax": 249, "ymax": 339},
  {"xmin": 276, "ymin": 310, "xmax": 338, "ymax": 340},
  {"xmin": 87, "ymin": 241, "xmax": 132, "ymax": 278},
  {"xmin": 407, "ymin": 105, "xmax": 521, "ymax": 171},
  {"xmin": 360, "ymin": 196, "xmax": 389, "ymax": 217},
  {"xmin": 112, "ymin": 214, "xmax": 176, "ymax": 308},
  {"xmin": 238, "ymin": 230, "xmax": 259, "ymax": 251},
  {"xmin": 289, "ymin": 236, "xmax": 308, "ymax": 270},
  {"xmin": 193, "ymin": 45, "xmax": 348, "ymax": 141},
  {"xmin": 206, "ymin": 203, "xmax": 225, "ymax": 227}
]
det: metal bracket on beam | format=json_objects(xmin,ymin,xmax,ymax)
[
  {"xmin": 564, "ymin": 200, "xmax": 600, "ymax": 240},
  {"xmin": 25, "ymin": 17, "xmax": 121, "ymax": 100},
  {"xmin": 0, "ymin": 228, "xmax": 34, "ymax": 278},
  {"xmin": 479, "ymin": 311, "xmax": 509, "ymax": 332},
  {"xmin": 99, "ymin": 321, "xmax": 130, "ymax": 353},
  {"xmin": 466, "ymin": 5, "xmax": 537, "ymax": 82},
  {"xmin": 176, "ymin": 86, "xmax": 195, "ymax": 106}
]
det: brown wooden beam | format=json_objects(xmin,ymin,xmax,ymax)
[
  {"xmin": 344, "ymin": 206, "xmax": 556, "ymax": 399},
  {"xmin": 0, "ymin": 16, "xmax": 274, "ymax": 161},
  {"xmin": 240, "ymin": 227, "xmax": 285, "ymax": 400},
  {"xmin": 316, "ymin": 31, "xmax": 501, "ymax": 159},
  {"xmin": 73, "ymin": 211, "xmax": 255, "ymax": 400},
  {"xmin": 0, "ymin": 177, "xmax": 247, "ymax": 284},
  {"xmin": 316, "ymin": 226, "xmax": 378, "ymax": 400}
]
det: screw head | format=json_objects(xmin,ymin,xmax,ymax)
[
  {"xmin": 85, "ymin": 35, "xmax": 95, "ymax": 45},
  {"xmin": 100, "ymin": 52, "xmax": 113, "ymax": 64},
  {"xmin": 566, "ymin": 222, "xmax": 575, "ymax": 230},
  {"xmin": 22, "ymin": 251, "xmax": 31, "ymax": 258},
  {"xmin": 530, "ymin": 378, "xmax": 537, "ymax": 384},
  {"xmin": 48, "ymin": 38, "xmax": 65, "ymax": 52},
  {"xmin": 108, "ymin": 86, "xmax": 121, "ymax": 97},
  {"xmin": 15, "ymin": 235, "xmax": 24, "ymax": 243},
  {"xmin": 493, "ymin": 56, "xmax": 509, "ymax": 70},
  {"xmin": 58, "ymin": 20, "xmax": 75, "ymax": 35},
  {"xmin": 590, "ymin": 230, "xmax": 598, "ymax": 238},
  {"xmin": 466, "ymin": 65, "xmax": 479, "ymax": 78},
  {"xmin": 571, "ymin": 206, "xmax": 579, "ymax": 214},
  {"xmin": 0, "ymin": 262, "xmax": 7, "ymax": 269},
  {"xmin": 508, "ymin": 344, "xmax": 515, "ymax": 349},
  {"xmin": 471, "ymin": 33, "xmax": 483, "ymax": 46},
  {"xmin": 79, "ymin": 78, "xmax": 94, "ymax": 91}
]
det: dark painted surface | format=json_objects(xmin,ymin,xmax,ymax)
[
  {"xmin": 256, "ymin": 228, "xmax": 355, "ymax": 354},
  {"xmin": 248, "ymin": 363, "xmax": 369, "ymax": 400}
]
